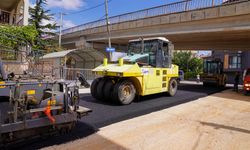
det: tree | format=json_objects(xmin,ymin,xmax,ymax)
[
  {"xmin": 0, "ymin": 25, "xmax": 39, "ymax": 60},
  {"xmin": 172, "ymin": 51, "xmax": 203, "ymax": 79},
  {"xmin": 189, "ymin": 57, "xmax": 203, "ymax": 75},
  {"xmin": 29, "ymin": 0, "xmax": 57, "ymax": 49},
  {"xmin": 172, "ymin": 51, "xmax": 192, "ymax": 72},
  {"xmin": 0, "ymin": 25, "xmax": 38, "ymax": 49}
]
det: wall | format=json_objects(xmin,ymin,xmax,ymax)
[
  {"xmin": 3, "ymin": 62, "xmax": 28, "ymax": 74},
  {"xmin": 242, "ymin": 52, "xmax": 250, "ymax": 70}
]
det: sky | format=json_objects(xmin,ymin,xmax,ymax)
[{"xmin": 30, "ymin": 0, "xmax": 182, "ymax": 29}]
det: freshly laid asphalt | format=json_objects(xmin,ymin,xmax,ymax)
[{"xmin": 18, "ymin": 83, "xmax": 226, "ymax": 150}]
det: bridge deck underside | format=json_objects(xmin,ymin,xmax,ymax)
[
  {"xmin": 62, "ymin": 1, "xmax": 250, "ymax": 51},
  {"xmin": 94, "ymin": 29, "xmax": 250, "ymax": 50}
]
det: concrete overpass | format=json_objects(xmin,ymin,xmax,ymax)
[{"xmin": 60, "ymin": 0, "xmax": 250, "ymax": 52}]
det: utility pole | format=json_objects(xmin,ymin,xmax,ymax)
[
  {"xmin": 105, "ymin": 0, "xmax": 112, "ymax": 60},
  {"xmin": 59, "ymin": 12, "xmax": 65, "ymax": 49}
]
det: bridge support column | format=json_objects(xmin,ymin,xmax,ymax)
[{"xmin": 75, "ymin": 37, "xmax": 93, "ymax": 49}]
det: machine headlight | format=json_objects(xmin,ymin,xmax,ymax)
[
  {"xmin": 245, "ymin": 84, "xmax": 250, "ymax": 87},
  {"xmin": 117, "ymin": 73, "xmax": 122, "ymax": 76}
]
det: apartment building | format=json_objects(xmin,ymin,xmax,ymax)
[
  {"xmin": 0, "ymin": 0, "xmax": 29, "ymax": 25},
  {"xmin": 0, "ymin": 0, "xmax": 30, "ymax": 74}
]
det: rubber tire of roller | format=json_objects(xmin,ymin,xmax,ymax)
[
  {"xmin": 112, "ymin": 80, "xmax": 136, "ymax": 105},
  {"xmin": 90, "ymin": 78, "xmax": 101, "ymax": 99},
  {"xmin": 167, "ymin": 78, "xmax": 178, "ymax": 97},
  {"xmin": 103, "ymin": 79, "xmax": 114, "ymax": 102},
  {"xmin": 96, "ymin": 78, "xmax": 106, "ymax": 101}
]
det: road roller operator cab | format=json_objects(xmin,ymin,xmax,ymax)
[{"xmin": 124, "ymin": 37, "xmax": 173, "ymax": 68}]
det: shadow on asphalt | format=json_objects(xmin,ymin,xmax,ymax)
[
  {"xmin": 178, "ymin": 83, "xmax": 228, "ymax": 95},
  {"xmin": 79, "ymin": 83, "xmax": 228, "ymax": 129},
  {"xmin": 83, "ymin": 95, "xmax": 120, "ymax": 106},
  {"xmin": 12, "ymin": 122, "xmax": 98, "ymax": 150},
  {"xmin": 81, "ymin": 84, "xmax": 227, "ymax": 105},
  {"xmin": 14, "ymin": 83, "xmax": 227, "ymax": 150}
]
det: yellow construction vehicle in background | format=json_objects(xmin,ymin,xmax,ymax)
[
  {"xmin": 201, "ymin": 58, "xmax": 227, "ymax": 87},
  {"xmin": 91, "ymin": 37, "xmax": 179, "ymax": 105}
]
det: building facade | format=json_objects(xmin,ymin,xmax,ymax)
[
  {"xmin": 211, "ymin": 51, "xmax": 250, "ymax": 84},
  {"xmin": 0, "ymin": 0, "xmax": 30, "ymax": 74},
  {"xmin": 0, "ymin": 0, "xmax": 29, "ymax": 25}
]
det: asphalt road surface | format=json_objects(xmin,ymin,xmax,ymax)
[{"xmin": 16, "ymin": 83, "xmax": 226, "ymax": 150}]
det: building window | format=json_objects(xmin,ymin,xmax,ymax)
[
  {"xmin": 0, "ymin": 11, "xmax": 10, "ymax": 24},
  {"xmin": 229, "ymin": 55, "xmax": 241, "ymax": 69}
]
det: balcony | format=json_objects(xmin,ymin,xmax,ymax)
[
  {"xmin": 0, "ymin": 0, "xmax": 21, "ymax": 11},
  {"xmin": 0, "ymin": 10, "xmax": 10, "ymax": 24},
  {"xmin": 0, "ymin": 0, "xmax": 27, "ymax": 25}
]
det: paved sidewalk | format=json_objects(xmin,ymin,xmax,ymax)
[{"xmin": 45, "ymin": 90, "xmax": 250, "ymax": 150}]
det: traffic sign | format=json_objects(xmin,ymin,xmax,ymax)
[{"xmin": 106, "ymin": 47, "xmax": 115, "ymax": 52}]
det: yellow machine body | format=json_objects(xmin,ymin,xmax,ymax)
[{"xmin": 93, "ymin": 61, "xmax": 179, "ymax": 96}]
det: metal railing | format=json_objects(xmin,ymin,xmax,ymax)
[
  {"xmin": 34, "ymin": 65, "xmax": 99, "ymax": 81},
  {"xmin": 62, "ymin": 0, "xmax": 227, "ymax": 35}
]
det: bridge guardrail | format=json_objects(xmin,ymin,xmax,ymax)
[{"xmin": 62, "ymin": 0, "xmax": 226, "ymax": 35}]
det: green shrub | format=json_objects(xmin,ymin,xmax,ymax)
[{"xmin": 184, "ymin": 71, "xmax": 197, "ymax": 80}]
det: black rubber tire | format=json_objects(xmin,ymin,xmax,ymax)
[
  {"xmin": 96, "ymin": 78, "xmax": 106, "ymax": 101},
  {"xmin": 90, "ymin": 78, "xmax": 101, "ymax": 99},
  {"xmin": 112, "ymin": 81, "xmax": 123, "ymax": 104},
  {"xmin": 167, "ymin": 78, "xmax": 178, "ymax": 97},
  {"xmin": 103, "ymin": 79, "xmax": 114, "ymax": 102},
  {"xmin": 112, "ymin": 79, "xmax": 136, "ymax": 105}
]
